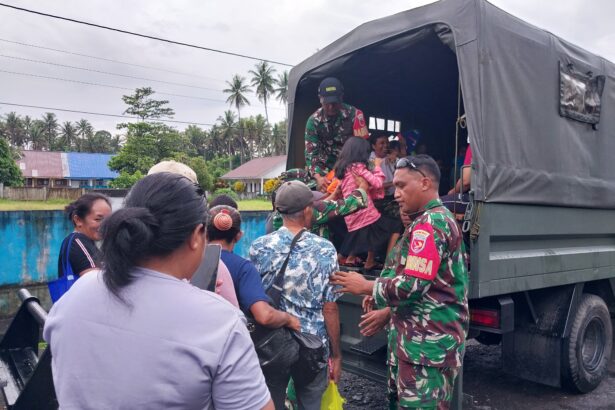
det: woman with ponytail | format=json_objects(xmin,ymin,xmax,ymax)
[
  {"xmin": 44, "ymin": 173, "xmax": 273, "ymax": 410},
  {"xmin": 207, "ymin": 205, "xmax": 300, "ymax": 331}
]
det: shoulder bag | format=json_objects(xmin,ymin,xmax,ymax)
[{"xmin": 48, "ymin": 233, "xmax": 78, "ymax": 303}]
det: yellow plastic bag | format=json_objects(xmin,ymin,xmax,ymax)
[{"xmin": 321, "ymin": 380, "xmax": 345, "ymax": 410}]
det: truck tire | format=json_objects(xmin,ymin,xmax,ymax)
[{"xmin": 561, "ymin": 294, "xmax": 612, "ymax": 393}]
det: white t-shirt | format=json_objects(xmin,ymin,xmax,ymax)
[{"xmin": 43, "ymin": 268, "xmax": 270, "ymax": 410}]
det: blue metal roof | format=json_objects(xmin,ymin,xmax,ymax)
[{"xmin": 66, "ymin": 153, "xmax": 118, "ymax": 179}]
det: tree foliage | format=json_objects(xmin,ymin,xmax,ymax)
[
  {"xmin": 0, "ymin": 138, "xmax": 23, "ymax": 186},
  {"xmin": 121, "ymin": 87, "xmax": 175, "ymax": 121}
]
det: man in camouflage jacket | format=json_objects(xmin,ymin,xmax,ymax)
[
  {"xmin": 271, "ymin": 168, "xmax": 369, "ymax": 240},
  {"xmin": 332, "ymin": 155, "xmax": 469, "ymax": 409},
  {"xmin": 305, "ymin": 77, "xmax": 369, "ymax": 191}
]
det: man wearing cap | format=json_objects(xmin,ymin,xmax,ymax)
[
  {"xmin": 268, "ymin": 168, "xmax": 369, "ymax": 241},
  {"xmin": 331, "ymin": 155, "xmax": 469, "ymax": 409},
  {"xmin": 249, "ymin": 180, "xmax": 341, "ymax": 410},
  {"xmin": 305, "ymin": 77, "xmax": 369, "ymax": 192}
]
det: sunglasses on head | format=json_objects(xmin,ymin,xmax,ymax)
[{"xmin": 395, "ymin": 158, "xmax": 427, "ymax": 178}]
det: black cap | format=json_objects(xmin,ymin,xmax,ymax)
[{"xmin": 318, "ymin": 77, "xmax": 344, "ymax": 104}]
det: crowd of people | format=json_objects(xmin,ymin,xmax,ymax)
[{"xmin": 45, "ymin": 77, "xmax": 470, "ymax": 410}]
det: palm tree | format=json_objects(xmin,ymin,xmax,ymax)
[
  {"xmin": 41, "ymin": 112, "xmax": 58, "ymax": 150},
  {"xmin": 4, "ymin": 112, "xmax": 25, "ymax": 148},
  {"xmin": 59, "ymin": 121, "xmax": 77, "ymax": 151},
  {"xmin": 223, "ymin": 74, "xmax": 251, "ymax": 164},
  {"xmin": 274, "ymin": 71, "xmax": 289, "ymax": 118},
  {"xmin": 76, "ymin": 119, "xmax": 94, "ymax": 152},
  {"xmin": 30, "ymin": 120, "xmax": 46, "ymax": 150},
  {"xmin": 22, "ymin": 115, "xmax": 33, "ymax": 149},
  {"xmin": 249, "ymin": 61, "xmax": 276, "ymax": 124},
  {"xmin": 218, "ymin": 110, "xmax": 238, "ymax": 169}
]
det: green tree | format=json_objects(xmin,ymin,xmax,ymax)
[
  {"xmin": 274, "ymin": 70, "xmax": 289, "ymax": 116},
  {"xmin": 58, "ymin": 121, "xmax": 77, "ymax": 151},
  {"xmin": 41, "ymin": 112, "xmax": 58, "ymax": 150},
  {"xmin": 224, "ymin": 74, "xmax": 251, "ymax": 163},
  {"xmin": 4, "ymin": 112, "xmax": 26, "ymax": 148},
  {"xmin": 249, "ymin": 61, "xmax": 276, "ymax": 124},
  {"xmin": 121, "ymin": 87, "xmax": 175, "ymax": 122},
  {"xmin": 218, "ymin": 110, "xmax": 238, "ymax": 169},
  {"xmin": 184, "ymin": 125, "xmax": 208, "ymax": 158},
  {"xmin": 76, "ymin": 119, "xmax": 94, "ymax": 152},
  {"xmin": 109, "ymin": 170, "xmax": 143, "ymax": 188},
  {"xmin": 29, "ymin": 120, "xmax": 46, "ymax": 150},
  {"xmin": 83, "ymin": 130, "xmax": 114, "ymax": 153},
  {"xmin": 109, "ymin": 122, "xmax": 189, "ymax": 175},
  {"xmin": 0, "ymin": 137, "xmax": 23, "ymax": 186}
]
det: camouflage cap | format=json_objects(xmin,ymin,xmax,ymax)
[{"xmin": 280, "ymin": 168, "xmax": 317, "ymax": 190}]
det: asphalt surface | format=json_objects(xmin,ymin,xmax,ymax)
[
  {"xmin": 339, "ymin": 338, "xmax": 615, "ymax": 410},
  {"xmin": 1, "ymin": 318, "xmax": 613, "ymax": 409}
]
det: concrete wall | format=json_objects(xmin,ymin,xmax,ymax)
[{"xmin": 2, "ymin": 187, "xmax": 86, "ymax": 201}]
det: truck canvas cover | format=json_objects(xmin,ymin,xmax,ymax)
[{"xmin": 286, "ymin": 0, "xmax": 615, "ymax": 209}]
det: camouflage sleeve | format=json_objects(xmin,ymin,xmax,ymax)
[
  {"xmin": 373, "ymin": 221, "xmax": 447, "ymax": 308},
  {"xmin": 313, "ymin": 188, "xmax": 368, "ymax": 225},
  {"xmin": 305, "ymin": 115, "xmax": 326, "ymax": 176},
  {"xmin": 272, "ymin": 212, "xmax": 283, "ymax": 231}
]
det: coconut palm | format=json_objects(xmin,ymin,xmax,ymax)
[
  {"xmin": 76, "ymin": 119, "xmax": 94, "ymax": 152},
  {"xmin": 223, "ymin": 75, "xmax": 251, "ymax": 164},
  {"xmin": 29, "ymin": 121, "xmax": 46, "ymax": 150},
  {"xmin": 59, "ymin": 121, "xmax": 78, "ymax": 151},
  {"xmin": 217, "ymin": 110, "xmax": 238, "ymax": 168},
  {"xmin": 41, "ymin": 112, "xmax": 58, "ymax": 150},
  {"xmin": 4, "ymin": 112, "xmax": 25, "ymax": 148},
  {"xmin": 249, "ymin": 61, "xmax": 277, "ymax": 124},
  {"xmin": 274, "ymin": 71, "xmax": 289, "ymax": 106}
]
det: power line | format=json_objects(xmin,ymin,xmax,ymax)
[
  {"xmin": 0, "ymin": 101, "xmax": 278, "ymax": 130},
  {"xmin": 0, "ymin": 68, "xmax": 285, "ymax": 110},
  {"xmin": 0, "ymin": 37, "xmax": 226, "ymax": 83},
  {"xmin": 0, "ymin": 2, "xmax": 293, "ymax": 67},
  {"xmin": 0, "ymin": 69, "xmax": 227, "ymax": 103},
  {"xmin": 0, "ymin": 54, "xmax": 222, "ymax": 92}
]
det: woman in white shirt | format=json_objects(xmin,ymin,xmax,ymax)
[{"xmin": 44, "ymin": 172, "xmax": 272, "ymax": 410}]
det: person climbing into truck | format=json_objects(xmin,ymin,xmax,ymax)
[
  {"xmin": 305, "ymin": 77, "xmax": 369, "ymax": 192},
  {"xmin": 332, "ymin": 154, "xmax": 469, "ymax": 409}
]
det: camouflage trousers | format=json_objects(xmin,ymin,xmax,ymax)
[{"xmin": 390, "ymin": 360, "xmax": 459, "ymax": 410}]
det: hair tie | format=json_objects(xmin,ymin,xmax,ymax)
[{"xmin": 213, "ymin": 212, "xmax": 233, "ymax": 231}]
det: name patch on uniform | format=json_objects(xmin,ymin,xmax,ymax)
[
  {"xmin": 325, "ymin": 86, "xmax": 337, "ymax": 92},
  {"xmin": 404, "ymin": 223, "xmax": 440, "ymax": 280},
  {"xmin": 353, "ymin": 110, "xmax": 369, "ymax": 138}
]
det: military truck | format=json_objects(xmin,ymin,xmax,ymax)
[{"xmin": 285, "ymin": 0, "xmax": 615, "ymax": 395}]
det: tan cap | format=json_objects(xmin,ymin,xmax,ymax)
[{"xmin": 147, "ymin": 160, "xmax": 198, "ymax": 184}]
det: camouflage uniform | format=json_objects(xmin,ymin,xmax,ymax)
[
  {"xmin": 305, "ymin": 103, "xmax": 369, "ymax": 177},
  {"xmin": 272, "ymin": 188, "xmax": 368, "ymax": 239},
  {"xmin": 373, "ymin": 198, "xmax": 469, "ymax": 409}
]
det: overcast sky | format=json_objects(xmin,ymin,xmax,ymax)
[{"xmin": 1, "ymin": 0, "xmax": 613, "ymax": 135}]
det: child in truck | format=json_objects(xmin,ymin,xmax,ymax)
[{"xmin": 334, "ymin": 136, "xmax": 395, "ymax": 270}]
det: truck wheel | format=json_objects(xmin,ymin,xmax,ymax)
[{"xmin": 561, "ymin": 294, "xmax": 612, "ymax": 393}]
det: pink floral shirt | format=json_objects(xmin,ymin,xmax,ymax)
[{"xmin": 341, "ymin": 163, "xmax": 385, "ymax": 232}]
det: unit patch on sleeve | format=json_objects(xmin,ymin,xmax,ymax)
[{"xmin": 404, "ymin": 222, "xmax": 441, "ymax": 280}]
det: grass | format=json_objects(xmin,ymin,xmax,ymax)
[
  {"xmin": 0, "ymin": 198, "xmax": 271, "ymax": 212},
  {"xmin": 0, "ymin": 199, "xmax": 71, "ymax": 211},
  {"xmin": 237, "ymin": 199, "xmax": 272, "ymax": 211}
]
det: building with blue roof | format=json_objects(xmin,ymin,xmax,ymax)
[{"xmin": 18, "ymin": 151, "xmax": 118, "ymax": 188}]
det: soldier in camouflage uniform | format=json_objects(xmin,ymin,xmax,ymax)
[
  {"xmin": 271, "ymin": 168, "xmax": 369, "ymax": 240},
  {"xmin": 305, "ymin": 77, "xmax": 369, "ymax": 192},
  {"xmin": 332, "ymin": 155, "xmax": 469, "ymax": 410}
]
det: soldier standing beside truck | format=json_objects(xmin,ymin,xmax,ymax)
[
  {"xmin": 304, "ymin": 77, "xmax": 369, "ymax": 192},
  {"xmin": 332, "ymin": 155, "xmax": 469, "ymax": 409}
]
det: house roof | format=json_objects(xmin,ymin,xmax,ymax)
[
  {"xmin": 221, "ymin": 155, "xmax": 287, "ymax": 180},
  {"xmin": 67, "ymin": 153, "xmax": 118, "ymax": 179},
  {"xmin": 18, "ymin": 151, "xmax": 65, "ymax": 178},
  {"xmin": 17, "ymin": 151, "xmax": 118, "ymax": 179}
]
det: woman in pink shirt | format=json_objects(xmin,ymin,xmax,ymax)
[{"xmin": 334, "ymin": 137, "xmax": 395, "ymax": 270}]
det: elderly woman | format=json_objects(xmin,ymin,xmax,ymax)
[{"xmin": 44, "ymin": 173, "xmax": 273, "ymax": 410}]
